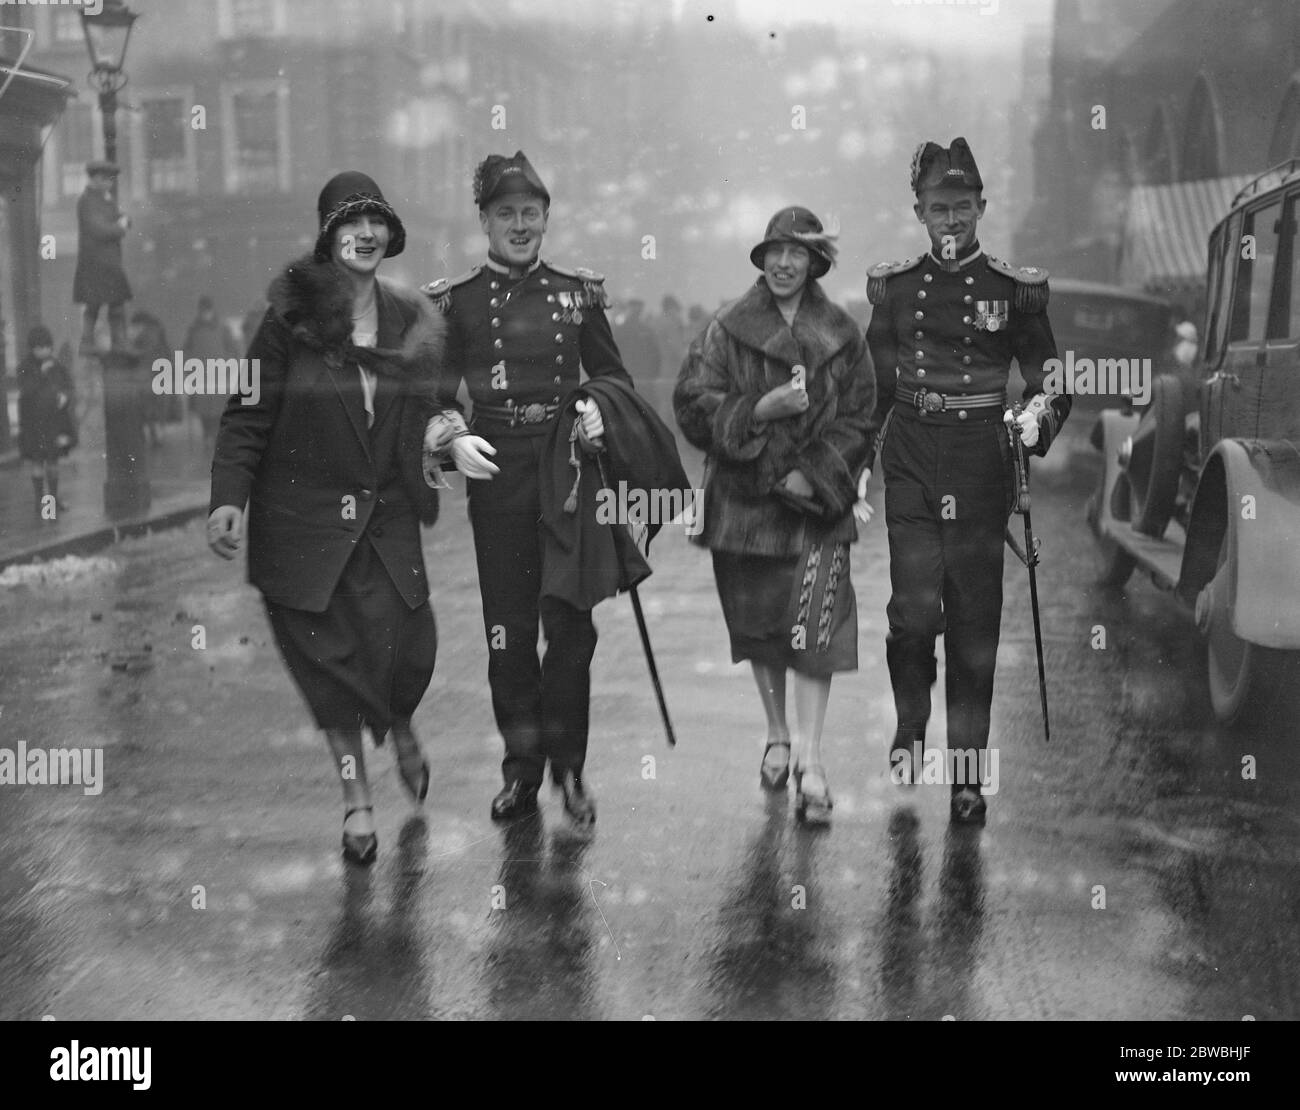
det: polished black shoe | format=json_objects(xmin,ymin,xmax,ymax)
[
  {"xmin": 556, "ymin": 771, "xmax": 596, "ymax": 827},
  {"xmin": 341, "ymin": 805, "xmax": 378, "ymax": 865},
  {"xmin": 950, "ymin": 788, "xmax": 987, "ymax": 825},
  {"xmin": 490, "ymin": 781, "xmax": 540, "ymax": 821}
]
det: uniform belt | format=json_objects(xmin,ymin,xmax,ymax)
[
  {"xmin": 472, "ymin": 400, "xmax": 561, "ymax": 426},
  {"xmin": 896, "ymin": 386, "xmax": 1005, "ymax": 414}
]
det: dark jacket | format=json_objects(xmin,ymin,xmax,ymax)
[
  {"xmin": 673, "ymin": 278, "xmax": 875, "ymax": 556},
  {"xmin": 17, "ymin": 355, "xmax": 76, "ymax": 462},
  {"xmin": 73, "ymin": 186, "xmax": 131, "ymax": 306},
  {"xmin": 540, "ymin": 375, "xmax": 691, "ymax": 611},
  {"xmin": 210, "ymin": 255, "xmax": 445, "ymax": 613}
]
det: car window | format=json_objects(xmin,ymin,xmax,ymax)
[
  {"xmin": 1204, "ymin": 214, "xmax": 1237, "ymax": 364},
  {"xmin": 1282, "ymin": 193, "xmax": 1300, "ymax": 341},
  {"xmin": 1229, "ymin": 199, "xmax": 1282, "ymax": 343}
]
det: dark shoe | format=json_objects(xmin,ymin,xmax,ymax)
[
  {"xmin": 490, "ymin": 781, "xmax": 540, "ymax": 821},
  {"xmin": 950, "ymin": 788, "xmax": 987, "ymax": 825},
  {"xmin": 760, "ymin": 740, "xmax": 791, "ymax": 791},
  {"xmin": 397, "ymin": 750, "xmax": 430, "ymax": 804},
  {"xmin": 794, "ymin": 765, "xmax": 833, "ymax": 826},
  {"xmin": 342, "ymin": 806, "xmax": 378, "ymax": 865},
  {"xmin": 556, "ymin": 771, "xmax": 596, "ymax": 828}
]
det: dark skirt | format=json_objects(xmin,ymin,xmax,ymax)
[
  {"xmin": 712, "ymin": 542, "xmax": 857, "ymax": 677},
  {"xmin": 264, "ymin": 536, "xmax": 437, "ymax": 737}
]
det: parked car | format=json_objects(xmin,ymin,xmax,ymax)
[{"xmin": 1088, "ymin": 158, "xmax": 1300, "ymax": 725}]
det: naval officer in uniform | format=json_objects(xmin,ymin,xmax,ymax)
[
  {"xmin": 423, "ymin": 151, "xmax": 631, "ymax": 826},
  {"xmin": 864, "ymin": 137, "xmax": 1070, "ymax": 823}
]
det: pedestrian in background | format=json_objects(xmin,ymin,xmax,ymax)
[
  {"xmin": 673, "ymin": 206, "xmax": 875, "ymax": 825},
  {"xmin": 184, "ymin": 296, "xmax": 238, "ymax": 447},
  {"xmin": 129, "ymin": 310, "xmax": 174, "ymax": 447},
  {"xmin": 17, "ymin": 325, "xmax": 77, "ymax": 519},
  {"xmin": 208, "ymin": 171, "xmax": 444, "ymax": 865},
  {"xmin": 73, "ymin": 161, "xmax": 131, "ymax": 354}
]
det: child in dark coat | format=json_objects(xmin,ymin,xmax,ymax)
[{"xmin": 17, "ymin": 325, "xmax": 77, "ymax": 518}]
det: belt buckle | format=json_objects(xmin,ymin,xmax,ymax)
[
  {"xmin": 521, "ymin": 402, "xmax": 548, "ymax": 424},
  {"xmin": 916, "ymin": 387, "xmax": 945, "ymax": 414}
]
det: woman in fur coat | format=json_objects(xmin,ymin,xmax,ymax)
[
  {"xmin": 208, "ymin": 172, "xmax": 444, "ymax": 865},
  {"xmin": 673, "ymin": 207, "xmax": 875, "ymax": 825}
]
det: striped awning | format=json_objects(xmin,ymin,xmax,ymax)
[{"xmin": 1119, "ymin": 175, "xmax": 1253, "ymax": 293}]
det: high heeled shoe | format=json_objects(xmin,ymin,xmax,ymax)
[
  {"xmin": 793, "ymin": 765, "xmax": 833, "ymax": 826},
  {"xmin": 397, "ymin": 750, "xmax": 430, "ymax": 803},
  {"xmin": 341, "ymin": 805, "xmax": 378, "ymax": 865},
  {"xmin": 760, "ymin": 740, "xmax": 791, "ymax": 791}
]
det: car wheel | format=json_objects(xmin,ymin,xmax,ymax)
[
  {"xmin": 1126, "ymin": 374, "xmax": 1185, "ymax": 538},
  {"xmin": 1204, "ymin": 533, "xmax": 1297, "ymax": 726}
]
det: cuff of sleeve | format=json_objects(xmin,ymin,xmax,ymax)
[
  {"xmin": 425, "ymin": 410, "xmax": 468, "ymax": 454},
  {"xmin": 710, "ymin": 394, "xmax": 768, "ymax": 462}
]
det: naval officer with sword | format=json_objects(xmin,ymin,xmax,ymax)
[{"xmin": 863, "ymin": 137, "xmax": 1069, "ymax": 823}]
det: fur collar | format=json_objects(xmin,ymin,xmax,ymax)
[
  {"xmin": 267, "ymin": 254, "xmax": 444, "ymax": 371},
  {"xmin": 715, "ymin": 277, "xmax": 857, "ymax": 371}
]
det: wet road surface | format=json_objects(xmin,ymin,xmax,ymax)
[{"xmin": 1, "ymin": 423, "xmax": 1297, "ymax": 1020}]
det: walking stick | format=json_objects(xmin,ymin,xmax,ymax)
[
  {"xmin": 592, "ymin": 449, "xmax": 677, "ymax": 748},
  {"xmin": 1005, "ymin": 405, "xmax": 1051, "ymax": 743}
]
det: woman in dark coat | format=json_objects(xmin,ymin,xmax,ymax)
[
  {"xmin": 129, "ymin": 311, "xmax": 175, "ymax": 444},
  {"xmin": 17, "ymin": 325, "xmax": 77, "ymax": 518},
  {"xmin": 674, "ymin": 207, "xmax": 875, "ymax": 825},
  {"xmin": 208, "ymin": 172, "xmax": 444, "ymax": 865}
]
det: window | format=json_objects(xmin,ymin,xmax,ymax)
[
  {"xmin": 138, "ymin": 94, "xmax": 195, "ymax": 196},
  {"xmin": 1204, "ymin": 212, "xmax": 1239, "ymax": 365},
  {"xmin": 217, "ymin": 0, "xmax": 287, "ymax": 40},
  {"xmin": 59, "ymin": 102, "xmax": 98, "ymax": 198},
  {"xmin": 1282, "ymin": 194, "xmax": 1300, "ymax": 340},
  {"xmin": 222, "ymin": 82, "xmax": 290, "ymax": 194},
  {"xmin": 1229, "ymin": 200, "xmax": 1282, "ymax": 343}
]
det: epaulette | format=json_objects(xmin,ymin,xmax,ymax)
[
  {"xmin": 865, "ymin": 255, "xmax": 924, "ymax": 305},
  {"xmin": 542, "ymin": 260, "xmax": 611, "ymax": 309},
  {"xmin": 420, "ymin": 266, "xmax": 481, "ymax": 313},
  {"xmin": 985, "ymin": 255, "xmax": 1050, "ymax": 314}
]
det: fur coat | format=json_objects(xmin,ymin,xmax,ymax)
[
  {"xmin": 673, "ymin": 277, "xmax": 875, "ymax": 556},
  {"xmin": 210, "ymin": 254, "xmax": 446, "ymax": 612}
]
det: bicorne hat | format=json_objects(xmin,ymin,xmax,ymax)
[
  {"xmin": 314, "ymin": 171, "xmax": 406, "ymax": 262},
  {"xmin": 749, "ymin": 206, "xmax": 838, "ymax": 280},
  {"xmin": 473, "ymin": 151, "xmax": 551, "ymax": 209},
  {"xmin": 910, "ymin": 137, "xmax": 983, "ymax": 195}
]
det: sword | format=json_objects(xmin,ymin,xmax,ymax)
[
  {"xmin": 593, "ymin": 449, "xmax": 677, "ymax": 748},
  {"xmin": 1005, "ymin": 404, "xmax": 1050, "ymax": 743}
]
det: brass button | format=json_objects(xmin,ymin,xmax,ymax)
[
  {"xmin": 491, "ymin": 317, "xmax": 501, "ymax": 327},
  {"xmin": 963, "ymin": 295, "xmax": 973, "ymax": 305},
  {"xmin": 965, "ymin": 276, "xmax": 974, "ymax": 285},
  {"xmin": 963, "ymin": 337, "xmax": 973, "ymax": 346},
  {"xmin": 962, "ymin": 373, "xmax": 972, "ymax": 384},
  {"xmin": 540, "ymin": 278, "xmax": 549, "ymax": 285},
  {"xmin": 494, "ymin": 338, "xmax": 503, "ymax": 349},
  {"xmin": 490, "ymin": 297, "xmax": 500, "ymax": 308},
  {"xmin": 958, "ymin": 410, "xmax": 968, "ymax": 420},
  {"xmin": 923, "ymin": 273, "xmax": 933, "ymax": 283},
  {"xmin": 552, "ymin": 312, "xmax": 560, "ymax": 321},
  {"xmin": 914, "ymin": 310, "xmax": 924, "ymax": 320},
  {"xmin": 915, "ymin": 350, "xmax": 924, "ymax": 359},
  {"xmin": 555, "ymin": 355, "xmax": 564, "ymax": 364},
  {"xmin": 914, "ymin": 330, "xmax": 924, "ymax": 339},
  {"xmin": 555, "ymin": 333, "xmax": 563, "ymax": 343},
  {"xmin": 962, "ymin": 315, "xmax": 972, "ymax": 325},
  {"xmin": 490, "ymin": 281, "xmax": 499, "ymax": 290},
  {"xmin": 962, "ymin": 355, "xmax": 972, "ymax": 365},
  {"xmin": 916, "ymin": 368, "xmax": 926, "ymax": 378},
  {"xmin": 547, "ymin": 294, "xmax": 556, "ymax": 303},
  {"xmin": 917, "ymin": 290, "xmax": 927, "ymax": 300},
  {"xmin": 554, "ymin": 375, "xmax": 561, "ymax": 384}
]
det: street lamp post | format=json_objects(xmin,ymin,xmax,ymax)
[{"xmin": 81, "ymin": 0, "xmax": 148, "ymax": 519}]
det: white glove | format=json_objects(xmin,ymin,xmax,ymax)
[
  {"xmin": 576, "ymin": 398, "xmax": 605, "ymax": 450},
  {"xmin": 1010, "ymin": 394, "xmax": 1051, "ymax": 448},
  {"xmin": 448, "ymin": 434, "xmax": 500, "ymax": 479},
  {"xmin": 853, "ymin": 468, "xmax": 874, "ymax": 524}
]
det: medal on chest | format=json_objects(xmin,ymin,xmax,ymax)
[
  {"xmin": 556, "ymin": 290, "xmax": 584, "ymax": 325},
  {"xmin": 973, "ymin": 300, "xmax": 1010, "ymax": 332}
]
